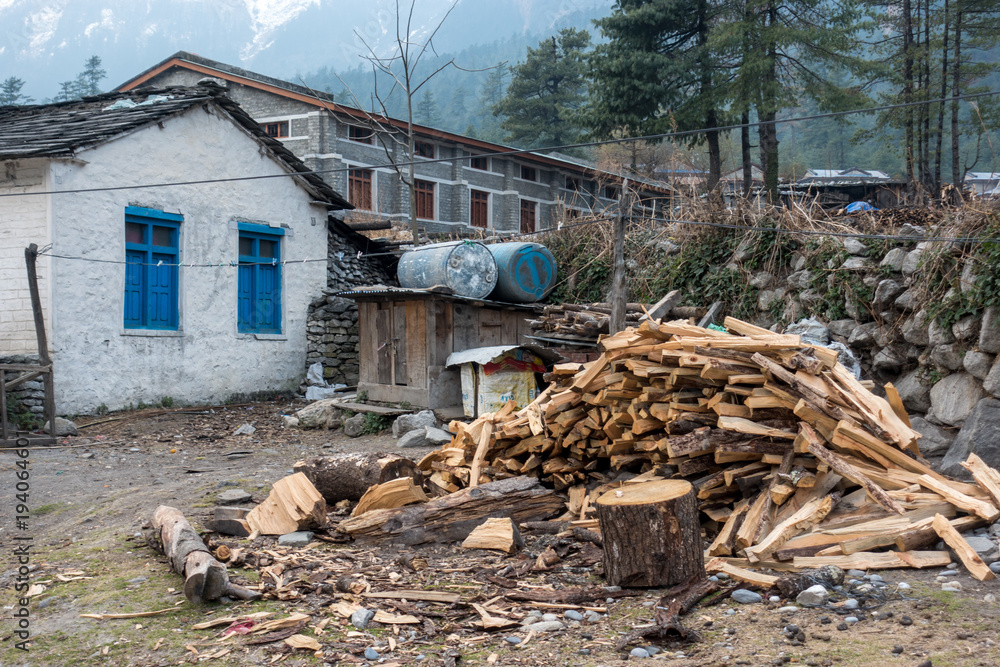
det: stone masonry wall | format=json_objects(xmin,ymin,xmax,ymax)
[{"xmin": 2, "ymin": 355, "xmax": 45, "ymax": 430}]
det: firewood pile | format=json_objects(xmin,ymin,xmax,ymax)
[
  {"xmin": 419, "ymin": 316, "xmax": 1000, "ymax": 579},
  {"xmin": 527, "ymin": 300, "xmax": 705, "ymax": 347}
]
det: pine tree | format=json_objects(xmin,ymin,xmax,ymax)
[
  {"xmin": 0, "ymin": 77, "xmax": 32, "ymax": 105},
  {"xmin": 77, "ymin": 55, "xmax": 107, "ymax": 96},
  {"xmin": 493, "ymin": 28, "xmax": 591, "ymax": 150},
  {"xmin": 416, "ymin": 91, "xmax": 442, "ymax": 127},
  {"xmin": 475, "ymin": 68, "xmax": 508, "ymax": 143}
]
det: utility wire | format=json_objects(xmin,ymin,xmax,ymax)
[{"xmin": 2, "ymin": 89, "xmax": 998, "ymax": 199}]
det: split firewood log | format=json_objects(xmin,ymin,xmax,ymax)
[{"xmin": 294, "ymin": 452, "xmax": 422, "ymax": 503}]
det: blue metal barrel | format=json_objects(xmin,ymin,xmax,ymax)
[
  {"xmin": 397, "ymin": 240, "xmax": 498, "ymax": 298},
  {"xmin": 486, "ymin": 242, "xmax": 558, "ymax": 303}
]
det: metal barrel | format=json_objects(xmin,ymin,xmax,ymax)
[
  {"xmin": 486, "ymin": 242, "xmax": 558, "ymax": 303},
  {"xmin": 396, "ymin": 240, "xmax": 498, "ymax": 299}
]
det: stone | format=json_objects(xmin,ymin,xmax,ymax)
[
  {"xmin": 584, "ymin": 610, "xmax": 602, "ymax": 623},
  {"xmin": 980, "ymin": 306, "xmax": 1000, "ymax": 354},
  {"xmin": 840, "ymin": 257, "xmax": 873, "ymax": 271},
  {"xmin": 786, "ymin": 270, "xmax": 813, "ymax": 290},
  {"xmin": 277, "ymin": 531, "xmax": 314, "ymax": 547},
  {"xmin": 656, "ymin": 240, "xmax": 681, "ymax": 255},
  {"xmin": 305, "ymin": 386, "xmax": 347, "ymax": 401},
  {"xmin": 952, "ymin": 315, "xmax": 981, "ymax": 342},
  {"xmin": 777, "ymin": 605, "xmax": 798, "ymax": 613},
  {"xmin": 928, "ymin": 319, "xmax": 956, "ymax": 346},
  {"xmin": 902, "ymin": 310, "xmax": 931, "ymax": 346},
  {"xmin": 940, "ymin": 399, "xmax": 1000, "ymax": 478},
  {"xmin": 424, "ymin": 426, "xmax": 453, "ymax": 447},
  {"xmin": 282, "ymin": 416, "xmax": 300, "ymax": 428},
  {"xmin": 895, "ymin": 368, "xmax": 932, "ymax": 413},
  {"xmin": 232, "ymin": 423, "xmax": 256, "ymax": 436},
  {"xmin": 294, "ymin": 399, "xmax": 344, "ymax": 430},
  {"xmin": 985, "ymin": 357, "xmax": 1000, "ymax": 398},
  {"xmin": 843, "ymin": 599, "xmax": 860, "ymax": 610},
  {"xmin": 339, "ymin": 413, "xmax": 367, "ymax": 437},
  {"xmin": 929, "ymin": 373, "xmax": 986, "ymax": 426},
  {"xmin": 351, "ymin": 608, "xmax": 375, "ymax": 629},
  {"xmin": 899, "ymin": 223, "xmax": 925, "ymax": 238},
  {"xmin": 785, "ymin": 317, "xmax": 829, "ymax": 345},
  {"xmin": 503, "ymin": 636, "xmax": 521, "ymax": 645},
  {"xmin": 630, "ymin": 648, "xmax": 651, "ymax": 659},
  {"xmin": 758, "ymin": 288, "xmax": 786, "ymax": 310},
  {"xmin": 844, "ymin": 616, "xmax": 859, "ymax": 624},
  {"xmin": 964, "ymin": 351, "xmax": 995, "ymax": 380},
  {"xmin": 525, "ymin": 620, "xmax": 564, "ymax": 633},
  {"xmin": 392, "ymin": 410, "xmax": 437, "ymax": 438},
  {"xmin": 731, "ymin": 589, "xmax": 762, "ymax": 604},
  {"xmin": 828, "ymin": 319, "xmax": 858, "ymax": 339},
  {"xmin": 964, "ymin": 536, "xmax": 996, "ymax": 556},
  {"xmin": 217, "ymin": 489, "xmax": 252, "ymax": 504},
  {"xmin": 398, "ymin": 429, "xmax": 429, "ymax": 448},
  {"xmin": 790, "ymin": 252, "xmax": 807, "ymax": 272},
  {"xmin": 959, "ymin": 260, "xmax": 979, "ymax": 293},
  {"xmin": 848, "ymin": 322, "xmax": 878, "ymax": 348},
  {"xmin": 872, "ymin": 346, "xmax": 906, "ymax": 372},
  {"xmin": 541, "ymin": 613, "xmax": 559, "ymax": 622},
  {"xmin": 364, "ymin": 648, "xmax": 380, "ymax": 660},
  {"xmin": 942, "ymin": 582, "xmax": 963, "ymax": 592},
  {"xmin": 880, "ymin": 247, "xmax": 908, "ymax": 272},
  {"xmin": 874, "ymin": 279, "xmax": 905, "ymax": 309},
  {"xmin": 908, "ymin": 416, "xmax": 956, "ymax": 456},
  {"xmin": 901, "ymin": 248, "xmax": 924, "ymax": 276},
  {"xmin": 843, "ymin": 237, "xmax": 869, "ymax": 256},
  {"xmin": 796, "ymin": 585, "xmax": 829, "ymax": 606},
  {"xmin": 930, "ymin": 344, "xmax": 965, "ymax": 371},
  {"xmin": 43, "ymin": 417, "xmax": 78, "ymax": 437},
  {"xmin": 750, "ymin": 271, "xmax": 775, "ymax": 289},
  {"xmin": 564, "ymin": 610, "xmax": 583, "ymax": 621},
  {"xmin": 799, "ymin": 289, "xmax": 824, "ymax": 308},
  {"xmin": 894, "ymin": 288, "xmax": 919, "ymax": 312},
  {"xmin": 991, "ymin": 562, "xmax": 1000, "ymax": 575}
]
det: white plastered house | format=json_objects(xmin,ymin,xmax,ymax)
[{"xmin": 0, "ymin": 84, "xmax": 361, "ymax": 413}]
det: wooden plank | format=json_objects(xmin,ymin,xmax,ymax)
[
  {"xmin": 960, "ymin": 453, "xmax": 1000, "ymax": 508},
  {"xmin": 501, "ymin": 310, "xmax": 521, "ymax": 345},
  {"xmin": 931, "ymin": 513, "xmax": 996, "ymax": 581},
  {"xmin": 792, "ymin": 551, "xmax": 951, "ymax": 571},
  {"xmin": 478, "ymin": 308, "xmax": 504, "ymax": 347},
  {"xmin": 405, "ymin": 300, "xmax": 428, "ymax": 389},
  {"xmin": 718, "ymin": 415, "xmax": 796, "ymax": 440},
  {"xmin": 452, "ymin": 304, "xmax": 476, "ymax": 351},
  {"xmin": 359, "ymin": 382, "xmax": 430, "ymax": 408},
  {"xmin": 358, "ymin": 302, "xmax": 377, "ymax": 384},
  {"xmin": 916, "ymin": 474, "xmax": 1000, "ymax": 522},
  {"xmin": 375, "ymin": 306, "xmax": 392, "ymax": 386},
  {"xmin": 745, "ymin": 494, "xmax": 833, "ymax": 563},
  {"xmin": 393, "ymin": 303, "xmax": 408, "ymax": 385},
  {"xmin": 364, "ymin": 590, "xmax": 461, "ymax": 604},
  {"xmin": 705, "ymin": 557, "xmax": 778, "ymax": 587},
  {"xmin": 883, "ymin": 382, "xmax": 912, "ymax": 428}
]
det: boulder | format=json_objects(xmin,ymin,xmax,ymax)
[
  {"xmin": 901, "ymin": 248, "xmax": 924, "ymax": 276},
  {"xmin": 880, "ymin": 247, "xmax": 909, "ymax": 272},
  {"xmin": 963, "ymin": 350, "xmax": 995, "ymax": 380},
  {"xmin": 785, "ymin": 317, "xmax": 829, "ymax": 345},
  {"xmin": 43, "ymin": 417, "xmax": 78, "ymax": 437},
  {"xmin": 294, "ymin": 399, "xmax": 346, "ymax": 430},
  {"xmin": 894, "ymin": 288, "xmax": 919, "ymax": 312},
  {"xmin": 928, "ymin": 319, "xmax": 956, "ymax": 346},
  {"xmin": 848, "ymin": 322, "xmax": 878, "ymax": 348},
  {"xmin": 392, "ymin": 410, "xmax": 437, "ymax": 438},
  {"xmin": 424, "ymin": 426, "xmax": 454, "ymax": 447},
  {"xmin": 980, "ymin": 306, "xmax": 1000, "ymax": 354},
  {"xmin": 343, "ymin": 413, "xmax": 367, "ymax": 438},
  {"xmin": 398, "ymin": 429, "xmax": 430, "ymax": 448},
  {"xmin": 929, "ymin": 373, "xmax": 987, "ymax": 427},
  {"xmin": 843, "ymin": 238, "xmax": 869, "ymax": 256},
  {"xmin": 984, "ymin": 357, "xmax": 1000, "ymax": 398},
  {"xmin": 940, "ymin": 398, "xmax": 1000, "ymax": 478},
  {"xmin": 758, "ymin": 288, "xmax": 786, "ymax": 310},
  {"xmin": 840, "ymin": 257, "xmax": 873, "ymax": 271},
  {"xmin": 952, "ymin": 314, "xmax": 980, "ymax": 342},
  {"xmin": 894, "ymin": 368, "xmax": 932, "ymax": 413},
  {"xmin": 872, "ymin": 346, "xmax": 906, "ymax": 373},
  {"xmin": 930, "ymin": 344, "xmax": 964, "ymax": 371},
  {"xmin": 790, "ymin": 253, "xmax": 807, "ymax": 272},
  {"xmin": 749, "ymin": 272, "xmax": 775, "ymax": 289},
  {"xmin": 874, "ymin": 279, "xmax": 905, "ymax": 310},
  {"xmin": 828, "ymin": 319, "xmax": 859, "ymax": 340},
  {"xmin": 908, "ymin": 416, "xmax": 957, "ymax": 457},
  {"xmin": 786, "ymin": 270, "xmax": 813, "ymax": 290},
  {"xmin": 959, "ymin": 260, "xmax": 979, "ymax": 293},
  {"xmin": 901, "ymin": 310, "xmax": 931, "ymax": 346},
  {"xmin": 899, "ymin": 223, "xmax": 926, "ymax": 238}
]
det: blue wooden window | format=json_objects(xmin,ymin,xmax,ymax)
[
  {"xmin": 237, "ymin": 222, "xmax": 283, "ymax": 334},
  {"xmin": 124, "ymin": 206, "xmax": 181, "ymax": 330}
]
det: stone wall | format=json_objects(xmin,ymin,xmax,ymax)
[{"xmin": 1, "ymin": 355, "xmax": 45, "ymax": 429}]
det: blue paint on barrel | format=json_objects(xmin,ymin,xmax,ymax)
[
  {"xmin": 396, "ymin": 240, "xmax": 498, "ymax": 298},
  {"xmin": 486, "ymin": 242, "xmax": 558, "ymax": 303}
]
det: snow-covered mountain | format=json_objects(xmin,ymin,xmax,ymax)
[{"xmin": 0, "ymin": 0, "xmax": 611, "ymax": 99}]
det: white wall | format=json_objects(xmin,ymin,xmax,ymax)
[
  {"xmin": 0, "ymin": 159, "xmax": 52, "ymax": 356},
  {"xmin": 46, "ymin": 104, "xmax": 330, "ymax": 412}
]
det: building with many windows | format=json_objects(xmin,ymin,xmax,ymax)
[
  {"xmin": 117, "ymin": 52, "xmax": 665, "ymax": 235},
  {"xmin": 0, "ymin": 84, "xmax": 377, "ymax": 413}
]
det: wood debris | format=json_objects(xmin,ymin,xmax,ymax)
[
  {"xmin": 246, "ymin": 472, "xmax": 327, "ymax": 536},
  {"xmin": 461, "ymin": 517, "xmax": 525, "ymax": 554}
]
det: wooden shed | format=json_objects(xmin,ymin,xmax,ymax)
[{"xmin": 343, "ymin": 287, "xmax": 538, "ymax": 409}]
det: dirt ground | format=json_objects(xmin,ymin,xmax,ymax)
[{"xmin": 2, "ymin": 399, "xmax": 999, "ymax": 667}]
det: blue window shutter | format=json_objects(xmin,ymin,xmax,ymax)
[
  {"xmin": 124, "ymin": 252, "xmax": 143, "ymax": 327},
  {"xmin": 237, "ymin": 264, "xmax": 253, "ymax": 331},
  {"xmin": 237, "ymin": 228, "xmax": 282, "ymax": 334},
  {"xmin": 149, "ymin": 253, "xmax": 175, "ymax": 327},
  {"xmin": 257, "ymin": 264, "xmax": 277, "ymax": 332},
  {"xmin": 124, "ymin": 208, "xmax": 180, "ymax": 330}
]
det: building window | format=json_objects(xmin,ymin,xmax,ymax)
[
  {"xmin": 470, "ymin": 190, "xmax": 489, "ymax": 228},
  {"xmin": 566, "ymin": 176, "xmax": 580, "ymax": 191},
  {"xmin": 520, "ymin": 199, "xmax": 536, "ymax": 233},
  {"xmin": 124, "ymin": 206, "xmax": 181, "ymax": 330},
  {"xmin": 262, "ymin": 121, "xmax": 289, "ymax": 138},
  {"xmin": 415, "ymin": 141, "xmax": 435, "ymax": 158},
  {"xmin": 349, "ymin": 168, "xmax": 373, "ymax": 210},
  {"xmin": 520, "ymin": 165, "xmax": 537, "ymax": 182},
  {"xmin": 603, "ymin": 184, "xmax": 620, "ymax": 200},
  {"xmin": 348, "ymin": 125, "xmax": 373, "ymax": 144},
  {"xmin": 415, "ymin": 180, "xmax": 435, "ymax": 220},
  {"xmin": 470, "ymin": 155, "xmax": 489, "ymax": 170},
  {"xmin": 237, "ymin": 223, "xmax": 283, "ymax": 334}
]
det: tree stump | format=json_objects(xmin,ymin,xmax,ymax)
[
  {"xmin": 596, "ymin": 480, "xmax": 705, "ymax": 588},
  {"xmin": 293, "ymin": 453, "xmax": 422, "ymax": 503}
]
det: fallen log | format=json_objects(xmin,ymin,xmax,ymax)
[
  {"xmin": 294, "ymin": 453, "xmax": 422, "ymax": 503},
  {"xmin": 150, "ymin": 505, "xmax": 260, "ymax": 604},
  {"xmin": 337, "ymin": 476, "xmax": 563, "ymax": 545}
]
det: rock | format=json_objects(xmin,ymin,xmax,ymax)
[
  {"xmin": 874, "ymin": 279, "xmax": 905, "ymax": 309},
  {"xmin": 952, "ymin": 315, "xmax": 981, "ymax": 342},
  {"xmin": 799, "ymin": 289, "xmax": 824, "ymax": 309},
  {"xmin": 872, "ymin": 346, "xmax": 906, "ymax": 372},
  {"xmin": 564, "ymin": 610, "xmax": 583, "ymax": 621},
  {"xmin": 584, "ymin": 610, "xmax": 602, "ymax": 623},
  {"xmin": 991, "ymin": 562, "xmax": 1000, "ymax": 575},
  {"xmin": 940, "ymin": 398, "xmax": 1000, "ymax": 478},
  {"xmin": 980, "ymin": 306, "xmax": 1000, "ymax": 354},
  {"xmin": 787, "ymin": 270, "xmax": 813, "ymax": 290},
  {"xmin": 848, "ymin": 322, "xmax": 878, "ymax": 348},
  {"xmin": 294, "ymin": 399, "xmax": 344, "ymax": 429},
  {"xmin": 525, "ymin": 620, "xmax": 564, "ymax": 633},
  {"xmin": 929, "ymin": 373, "xmax": 986, "ymax": 426},
  {"xmin": 828, "ymin": 319, "xmax": 858, "ymax": 339},
  {"xmin": 306, "ymin": 362, "xmax": 327, "ymax": 387},
  {"xmin": 942, "ymin": 582, "xmax": 962, "ymax": 592},
  {"xmin": 630, "ymin": 648, "xmax": 651, "ymax": 659},
  {"xmin": 985, "ymin": 357, "xmax": 1000, "ymax": 397},
  {"xmin": 541, "ymin": 613, "xmax": 559, "ymax": 622},
  {"xmin": 217, "ymin": 489, "xmax": 252, "ymax": 504},
  {"xmin": 899, "ymin": 615, "xmax": 913, "ymax": 626},
  {"xmin": 796, "ymin": 585, "xmax": 829, "ymax": 606},
  {"xmin": 424, "ymin": 426, "xmax": 453, "ymax": 447},
  {"xmin": 880, "ymin": 247, "xmax": 908, "ymax": 272},
  {"xmin": 843, "ymin": 237, "xmax": 869, "ymax": 256},
  {"xmin": 343, "ymin": 413, "xmax": 367, "ymax": 438},
  {"xmin": 277, "ymin": 531, "xmax": 314, "ymax": 547},
  {"xmin": 43, "ymin": 417, "xmax": 78, "ymax": 437},
  {"xmin": 928, "ymin": 319, "xmax": 956, "ymax": 346},
  {"xmin": 843, "ymin": 599, "xmax": 860, "ymax": 610},
  {"xmin": 841, "ymin": 257, "xmax": 873, "ymax": 271},
  {"xmin": 777, "ymin": 605, "xmax": 799, "ymax": 613},
  {"xmin": 731, "ymin": 589, "xmax": 762, "ymax": 604},
  {"xmin": 894, "ymin": 288, "xmax": 919, "ymax": 312},
  {"xmin": 392, "ymin": 410, "xmax": 437, "ymax": 438},
  {"xmin": 930, "ymin": 344, "xmax": 965, "ymax": 371},
  {"xmin": 351, "ymin": 608, "xmax": 375, "ymax": 630},
  {"xmin": 790, "ymin": 252, "xmax": 807, "ymax": 272},
  {"xmin": 750, "ymin": 271, "xmax": 775, "ymax": 289},
  {"xmin": 901, "ymin": 248, "xmax": 924, "ymax": 276},
  {"xmin": 898, "ymin": 582, "xmax": 911, "ymax": 590},
  {"xmin": 758, "ymin": 288, "xmax": 786, "ymax": 310},
  {"xmin": 504, "ymin": 636, "xmax": 521, "ymax": 645},
  {"xmin": 282, "ymin": 416, "xmax": 300, "ymax": 428},
  {"xmin": 364, "ymin": 647, "xmax": 380, "ymax": 660},
  {"xmin": 964, "ymin": 351, "xmax": 995, "ymax": 380},
  {"xmin": 844, "ymin": 616, "xmax": 859, "ymax": 624},
  {"xmin": 785, "ymin": 317, "xmax": 829, "ymax": 345},
  {"xmin": 902, "ymin": 310, "xmax": 931, "ymax": 346},
  {"xmin": 232, "ymin": 423, "xmax": 256, "ymax": 436},
  {"xmin": 959, "ymin": 260, "xmax": 979, "ymax": 293},
  {"xmin": 305, "ymin": 386, "xmax": 347, "ymax": 401},
  {"xmin": 908, "ymin": 416, "xmax": 956, "ymax": 456},
  {"xmin": 398, "ymin": 429, "xmax": 429, "ymax": 448},
  {"xmin": 895, "ymin": 368, "xmax": 932, "ymax": 413},
  {"xmin": 964, "ymin": 536, "xmax": 996, "ymax": 556}
]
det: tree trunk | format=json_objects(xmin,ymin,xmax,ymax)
[
  {"xmin": 903, "ymin": 0, "xmax": 916, "ymax": 197},
  {"xmin": 596, "ymin": 480, "xmax": 705, "ymax": 588},
  {"xmin": 294, "ymin": 452, "xmax": 422, "ymax": 503},
  {"xmin": 759, "ymin": 109, "xmax": 779, "ymax": 204},
  {"xmin": 951, "ymin": 8, "xmax": 964, "ymax": 203},
  {"xmin": 936, "ymin": 0, "xmax": 950, "ymax": 198},
  {"xmin": 151, "ymin": 506, "xmax": 235, "ymax": 604},
  {"xmin": 741, "ymin": 109, "xmax": 753, "ymax": 197},
  {"xmin": 610, "ymin": 183, "xmax": 628, "ymax": 334}
]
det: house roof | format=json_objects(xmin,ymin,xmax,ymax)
[
  {"xmin": 0, "ymin": 84, "xmax": 352, "ymax": 211},
  {"xmin": 116, "ymin": 52, "xmax": 667, "ymax": 189},
  {"xmin": 965, "ymin": 172, "xmax": 1000, "ymax": 181},
  {"xmin": 797, "ymin": 168, "xmax": 896, "ymax": 183}
]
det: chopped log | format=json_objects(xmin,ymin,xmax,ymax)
[
  {"xmin": 208, "ymin": 506, "xmax": 251, "ymax": 537},
  {"xmin": 916, "ymin": 474, "xmax": 1000, "ymax": 522},
  {"xmin": 352, "ymin": 477, "xmax": 428, "ymax": 517},
  {"xmin": 744, "ymin": 494, "xmax": 833, "ymax": 563},
  {"xmin": 893, "ymin": 515, "xmax": 985, "ymax": 552},
  {"xmin": 246, "ymin": 472, "xmax": 326, "ymax": 536},
  {"xmin": 705, "ymin": 557, "xmax": 778, "ymax": 587},
  {"xmin": 151, "ymin": 505, "xmax": 260, "ymax": 604},
  {"xmin": 337, "ymin": 476, "xmax": 564, "ymax": 545},
  {"xmin": 931, "ymin": 513, "xmax": 996, "ymax": 581},
  {"xmin": 461, "ymin": 518, "xmax": 524, "ymax": 553},
  {"xmin": 596, "ymin": 480, "xmax": 705, "ymax": 588},
  {"xmin": 960, "ymin": 453, "xmax": 1000, "ymax": 508},
  {"xmin": 293, "ymin": 452, "xmax": 422, "ymax": 503},
  {"xmin": 792, "ymin": 551, "xmax": 951, "ymax": 570}
]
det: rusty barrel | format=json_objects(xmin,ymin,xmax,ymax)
[{"xmin": 396, "ymin": 240, "xmax": 498, "ymax": 299}]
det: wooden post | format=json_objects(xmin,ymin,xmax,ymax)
[
  {"xmin": 596, "ymin": 480, "xmax": 705, "ymax": 588},
  {"xmin": 610, "ymin": 180, "xmax": 629, "ymax": 334},
  {"xmin": 25, "ymin": 244, "xmax": 56, "ymax": 435}
]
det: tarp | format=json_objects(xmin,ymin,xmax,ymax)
[
  {"xmin": 445, "ymin": 344, "xmax": 561, "ymax": 369},
  {"xmin": 844, "ymin": 201, "xmax": 877, "ymax": 212}
]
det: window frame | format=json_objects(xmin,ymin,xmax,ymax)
[
  {"xmin": 124, "ymin": 206, "xmax": 182, "ymax": 331},
  {"xmin": 415, "ymin": 179, "xmax": 435, "ymax": 220},
  {"xmin": 237, "ymin": 222, "xmax": 284, "ymax": 335},
  {"xmin": 470, "ymin": 155, "xmax": 489, "ymax": 171},
  {"xmin": 470, "ymin": 189, "xmax": 489, "ymax": 228},
  {"xmin": 348, "ymin": 125, "xmax": 374, "ymax": 144},
  {"xmin": 262, "ymin": 121, "xmax": 289, "ymax": 138},
  {"xmin": 414, "ymin": 141, "xmax": 435, "ymax": 159},
  {"xmin": 348, "ymin": 167, "xmax": 374, "ymax": 211},
  {"xmin": 520, "ymin": 165, "xmax": 537, "ymax": 182},
  {"xmin": 519, "ymin": 199, "xmax": 537, "ymax": 233},
  {"xmin": 565, "ymin": 176, "xmax": 581, "ymax": 191},
  {"xmin": 603, "ymin": 184, "xmax": 620, "ymax": 200}
]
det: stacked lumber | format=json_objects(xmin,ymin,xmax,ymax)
[{"xmin": 420, "ymin": 316, "xmax": 1000, "ymax": 576}]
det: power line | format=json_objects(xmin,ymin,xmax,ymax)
[{"xmin": 2, "ymin": 90, "xmax": 997, "ymax": 200}]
